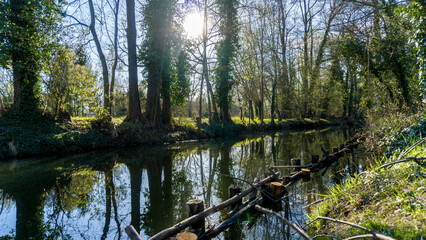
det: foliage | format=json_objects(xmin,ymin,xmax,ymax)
[
  {"xmin": 140, "ymin": 0, "xmax": 178, "ymax": 124},
  {"xmin": 44, "ymin": 46, "xmax": 98, "ymax": 117},
  {"xmin": 0, "ymin": 0, "xmax": 63, "ymax": 116},
  {"xmin": 171, "ymin": 50, "xmax": 191, "ymax": 106},
  {"xmin": 403, "ymin": 1, "xmax": 426, "ymax": 96},
  {"xmin": 215, "ymin": 0, "xmax": 239, "ymax": 122},
  {"xmin": 340, "ymin": 2, "xmax": 419, "ymax": 112}
]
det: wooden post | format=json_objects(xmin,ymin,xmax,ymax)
[
  {"xmin": 291, "ymin": 158, "xmax": 301, "ymax": 171},
  {"xmin": 311, "ymin": 155, "xmax": 319, "ymax": 164},
  {"xmin": 148, "ymin": 174, "xmax": 278, "ymax": 240},
  {"xmin": 229, "ymin": 186, "xmax": 242, "ymax": 209},
  {"xmin": 261, "ymin": 181, "xmax": 284, "ymax": 211},
  {"xmin": 187, "ymin": 200, "xmax": 205, "ymax": 231},
  {"xmin": 301, "ymin": 169, "xmax": 311, "ymax": 180},
  {"xmin": 270, "ymin": 182, "xmax": 284, "ymax": 197},
  {"xmin": 125, "ymin": 225, "xmax": 143, "ymax": 240}
]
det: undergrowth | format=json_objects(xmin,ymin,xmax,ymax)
[{"xmin": 309, "ymin": 120, "xmax": 426, "ymax": 239}]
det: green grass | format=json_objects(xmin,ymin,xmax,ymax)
[
  {"xmin": 309, "ymin": 138, "xmax": 426, "ymax": 239},
  {"xmin": 0, "ymin": 114, "xmax": 342, "ymax": 161}
]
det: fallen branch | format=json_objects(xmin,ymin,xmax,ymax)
[
  {"xmin": 397, "ymin": 138, "xmax": 426, "ymax": 161},
  {"xmin": 148, "ymin": 173, "xmax": 278, "ymax": 240},
  {"xmin": 272, "ymin": 165, "xmax": 313, "ymax": 169},
  {"xmin": 199, "ymin": 198, "xmax": 261, "ymax": 240},
  {"xmin": 314, "ymin": 216, "xmax": 396, "ymax": 240},
  {"xmin": 254, "ymin": 205, "xmax": 312, "ymax": 240},
  {"xmin": 343, "ymin": 234, "xmax": 376, "ymax": 240},
  {"xmin": 378, "ymin": 157, "xmax": 426, "ymax": 170},
  {"xmin": 302, "ymin": 198, "xmax": 324, "ymax": 209},
  {"xmin": 312, "ymin": 235, "xmax": 339, "ymax": 240}
]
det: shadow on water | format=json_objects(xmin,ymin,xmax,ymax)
[{"xmin": 0, "ymin": 127, "xmax": 367, "ymax": 240}]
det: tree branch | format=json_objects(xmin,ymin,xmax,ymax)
[
  {"xmin": 254, "ymin": 205, "xmax": 312, "ymax": 240},
  {"xmin": 313, "ymin": 216, "xmax": 396, "ymax": 240},
  {"xmin": 66, "ymin": 14, "xmax": 89, "ymax": 28},
  {"xmin": 378, "ymin": 157, "xmax": 426, "ymax": 170}
]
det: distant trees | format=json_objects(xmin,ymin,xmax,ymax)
[
  {"xmin": 45, "ymin": 46, "xmax": 97, "ymax": 117},
  {"xmin": 339, "ymin": 1, "xmax": 418, "ymax": 114},
  {"xmin": 68, "ymin": 0, "xmax": 122, "ymax": 116},
  {"xmin": 0, "ymin": 0, "xmax": 423, "ymax": 123}
]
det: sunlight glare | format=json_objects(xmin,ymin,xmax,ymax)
[{"xmin": 183, "ymin": 12, "xmax": 203, "ymax": 39}]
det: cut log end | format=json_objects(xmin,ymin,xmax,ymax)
[
  {"xmin": 270, "ymin": 181, "xmax": 284, "ymax": 197},
  {"xmin": 187, "ymin": 199, "xmax": 205, "ymax": 230},
  {"xmin": 176, "ymin": 232, "xmax": 198, "ymax": 240}
]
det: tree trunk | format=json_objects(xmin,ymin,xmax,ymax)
[
  {"xmin": 124, "ymin": 0, "xmax": 142, "ymax": 122},
  {"xmin": 110, "ymin": 0, "xmax": 120, "ymax": 116},
  {"xmin": 199, "ymin": 74, "xmax": 204, "ymax": 129},
  {"xmin": 89, "ymin": 0, "xmax": 110, "ymax": 114},
  {"xmin": 11, "ymin": 0, "xmax": 41, "ymax": 116}
]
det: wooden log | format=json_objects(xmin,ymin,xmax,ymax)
[
  {"xmin": 229, "ymin": 186, "xmax": 242, "ymax": 209},
  {"xmin": 270, "ymin": 182, "xmax": 284, "ymax": 197},
  {"xmin": 200, "ymin": 198, "xmax": 261, "ymax": 240},
  {"xmin": 176, "ymin": 232, "xmax": 198, "ymax": 240},
  {"xmin": 187, "ymin": 199, "xmax": 205, "ymax": 230},
  {"xmin": 272, "ymin": 165, "xmax": 312, "ymax": 169},
  {"xmin": 254, "ymin": 205, "xmax": 312, "ymax": 240},
  {"xmin": 248, "ymin": 178, "xmax": 259, "ymax": 202},
  {"xmin": 301, "ymin": 169, "xmax": 311, "ymax": 180},
  {"xmin": 125, "ymin": 225, "xmax": 143, "ymax": 240},
  {"xmin": 291, "ymin": 158, "xmax": 301, "ymax": 171},
  {"xmin": 148, "ymin": 174, "xmax": 278, "ymax": 240},
  {"xmin": 283, "ymin": 170, "xmax": 306, "ymax": 185},
  {"xmin": 261, "ymin": 181, "xmax": 285, "ymax": 211}
]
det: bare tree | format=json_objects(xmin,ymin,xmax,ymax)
[{"xmin": 124, "ymin": 0, "xmax": 142, "ymax": 122}]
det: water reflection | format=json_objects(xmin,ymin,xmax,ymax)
[{"xmin": 0, "ymin": 128, "xmax": 366, "ymax": 240}]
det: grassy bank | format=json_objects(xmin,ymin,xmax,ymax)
[
  {"xmin": 0, "ymin": 115, "xmax": 345, "ymax": 161},
  {"xmin": 308, "ymin": 119, "xmax": 426, "ymax": 239}
]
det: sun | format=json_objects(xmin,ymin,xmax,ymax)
[{"xmin": 183, "ymin": 12, "xmax": 204, "ymax": 39}]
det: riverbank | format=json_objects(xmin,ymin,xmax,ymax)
[
  {"xmin": 308, "ymin": 119, "xmax": 426, "ymax": 239},
  {"xmin": 0, "ymin": 115, "xmax": 347, "ymax": 161}
]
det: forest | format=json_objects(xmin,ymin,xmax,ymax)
[
  {"xmin": 0, "ymin": 0, "xmax": 424, "ymax": 126},
  {"xmin": 0, "ymin": 0, "xmax": 425, "ymax": 239}
]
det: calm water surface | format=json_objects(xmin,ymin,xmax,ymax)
[{"xmin": 0, "ymin": 128, "xmax": 367, "ymax": 240}]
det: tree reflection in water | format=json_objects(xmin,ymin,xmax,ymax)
[{"xmin": 0, "ymin": 127, "xmax": 367, "ymax": 240}]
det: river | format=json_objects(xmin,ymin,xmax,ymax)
[{"xmin": 0, "ymin": 127, "xmax": 367, "ymax": 239}]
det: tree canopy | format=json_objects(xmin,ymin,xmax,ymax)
[{"xmin": 0, "ymin": 0, "xmax": 424, "ymax": 124}]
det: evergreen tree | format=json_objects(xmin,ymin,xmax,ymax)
[
  {"xmin": 141, "ymin": 0, "xmax": 176, "ymax": 125},
  {"xmin": 215, "ymin": 0, "xmax": 239, "ymax": 122}
]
